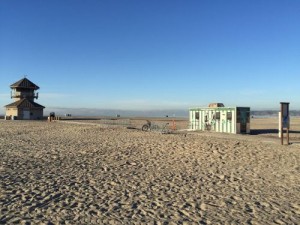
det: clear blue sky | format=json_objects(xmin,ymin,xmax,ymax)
[{"xmin": 1, "ymin": 0, "xmax": 299, "ymax": 113}]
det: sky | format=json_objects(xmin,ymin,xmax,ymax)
[{"xmin": 1, "ymin": 0, "xmax": 300, "ymax": 114}]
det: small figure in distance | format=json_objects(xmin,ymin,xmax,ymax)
[{"xmin": 49, "ymin": 112, "xmax": 55, "ymax": 121}]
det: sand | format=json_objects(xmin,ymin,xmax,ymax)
[{"xmin": 0, "ymin": 119, "xmax": 299, "ymax": 224}]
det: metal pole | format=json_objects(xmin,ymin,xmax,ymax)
[
  {"xmin": 287, "ymin": 103, "xmax": 290, "ymax": 145},
  {"xmin": 281, "ymin": 103, "xmax": 283, "ymax": 145}
]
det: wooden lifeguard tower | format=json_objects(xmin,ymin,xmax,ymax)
[{"xmin": 4, "ymin": 77, "xmax": 45, "ymax": 120}]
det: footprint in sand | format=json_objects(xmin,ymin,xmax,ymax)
[{"xmin": 200, "ymin": 203, "xmax": 207, "ymax": 211}]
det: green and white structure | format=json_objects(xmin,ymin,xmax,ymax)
[{"xmin": 189, "ymin": 105, "xmax": 250, "ymax": 134}]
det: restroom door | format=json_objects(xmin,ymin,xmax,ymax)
[{"xmin": 237, "ymin": 109, "xmax": 248, "ymax": 133}]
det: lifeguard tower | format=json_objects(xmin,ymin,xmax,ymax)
[{"xmin": 4, "ymin": 77, "xmax": 45, "ymax": 120}]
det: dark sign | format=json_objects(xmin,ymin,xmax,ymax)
[
  {"xmin": 280, "ymin": 102, "xmax": 290, "ymax": 129},
  {"xmin": 282, "ymin": 116, "xmax": 289, "ymax": 129},
  {"xmin": 280, "ymin": 102, "xmax": 290, "ymax": 145}
]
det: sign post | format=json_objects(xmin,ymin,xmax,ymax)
[{"xmin": 280, "ymin": 102, "xmax": 290, "ymax": 145}]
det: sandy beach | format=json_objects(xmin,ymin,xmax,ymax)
[{"xmin": 0, "ymin": 118, "xmax": 299, "ymax": 224}]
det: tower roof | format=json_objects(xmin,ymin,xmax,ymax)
[
  {"xmin": 5, "ymin": 98, "xmax": 45, "ymax": 109},
  {"xmin": 10, "ymin": 78, "xmax": 40, "ymax": 90}
]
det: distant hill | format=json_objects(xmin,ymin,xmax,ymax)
[
  {"xmin": 251, "ymin": 110, "xmax": 300, "ymax": 117},
  {"xmin": 44, "ymin": 107, "xmax": 189, "ymax": 118},
  {"xmin": 2, "ymin": 108, "xmax": 300, "ymax": 119},
  {"xmin": 43, "ymin": 108, "xmax": 300, "ymax": 118}
]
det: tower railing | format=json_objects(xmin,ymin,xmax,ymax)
[{"xmin": 11, "ymin": 91, "xmax": 39, "ymax": 99}]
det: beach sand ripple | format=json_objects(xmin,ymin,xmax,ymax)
[{"xmin": 0, "ymin": 121, "xmax": 299, "ymax": 224}]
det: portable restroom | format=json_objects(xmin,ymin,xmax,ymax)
[{"xmin": 189, "ymin": 104, "xmax": 250, "ymax": 134}]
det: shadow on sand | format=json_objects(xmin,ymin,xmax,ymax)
[{"xmin": 251, "ymin": 129, "xmax": 300, "ymax": 135}]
